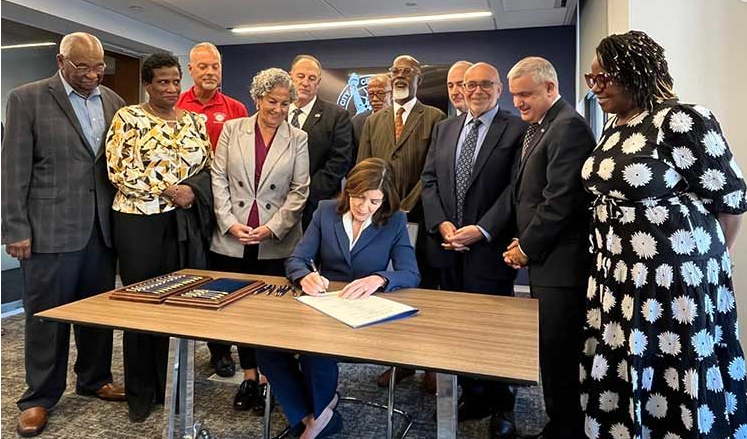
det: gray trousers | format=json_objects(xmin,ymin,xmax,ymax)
[{"xmin": 17, "ymin": 220, "xmax": 116, "ymax": 410}]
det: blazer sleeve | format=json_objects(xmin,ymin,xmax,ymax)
[
  {"xmin": 519, "ymin": 117, "xmax": 595, "ymax": 261},
  {"xmin": 1, "ymin": 89, "xmax": 34, "ymax": 244},
  {"xmin": 420, "ymin": 120, "xmax": 449, "ymax": 234},
  {"xmin": 309, "ymin": 106, "xmax": 352, "ymax": 201},
  {"xmin": 400, "ymin": 109, "xmax": 447, "ymax": 212},
  {"xmin": 374, "ymin": 213, "xmax": 421, "ymax": 291},
  {"xmin": 285, "ymin": 205, "xmax": 323, "ymax": 283},
  {"xmin": 210, "ymin": 121, "xmax": 241, "ymax": 235},
  {"xmin": 265, "ymin": 130, "xmax": 311, "ymax": 240}
]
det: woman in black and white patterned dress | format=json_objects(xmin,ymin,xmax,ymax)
[{"xmin": 580, "ymin": 30, "xmax": 747, "ymax": 439}]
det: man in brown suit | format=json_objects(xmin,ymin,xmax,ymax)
[{"xmin": 357, "ymin": 55, "xmax": 445, "ymax": 390}]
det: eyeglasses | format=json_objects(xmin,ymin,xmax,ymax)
[
  {"xmin": 368, "ymin": 90, "xmax": 391, "ymax": 99},
  {"xmin": 584, "ymin": 72, "xmax": 613, "ymax": 90},
  {"xmin": 66, "ymin": 59, "xmax": 107, "ymax": 74},
  {"xmin": 463, "ymin": 81, "xmax": 496, "ymax": 92},
  {"xmin": 388, "ymin": 67, "xmax": 418, "ymax": 77}
]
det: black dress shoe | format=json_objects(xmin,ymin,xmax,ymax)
[
  {"xmin": 457, "ymin": 397, "xmax": 493, "ymax": 422},
  {"xmin": 212, "ymin": 355, "xmax": 236, "ymax": 378},
  {"xmin": 490, "ymin": 411, "xmax": 516, "ymax": 439},
  {"xmin": 272, "ymin": 422, "xmax": 305, "ymax": 439},
  {"xmin": 252, "ymin": 382, "xmax": 275, "ymax": 415},
  {"xmin": 234, "ymin": 379, "xmax": 259, "ymax": 411}
]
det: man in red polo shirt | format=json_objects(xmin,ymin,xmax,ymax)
[
  {"xmin": 177, "ymin": 42, "xmax": 248, "ymax": 150},
  {"xmin": 176, "ymin": 42, "xmax": 247, "ymax": 379}
]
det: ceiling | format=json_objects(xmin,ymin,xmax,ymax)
[{"xmin": 80, "ymin": 0, "xmax": 577, "ymax": 45}]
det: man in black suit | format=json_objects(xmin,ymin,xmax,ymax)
[
  {"xmin": 288, "ymin": 54, "xmax": 353, "ymax": 228},
  {"xmin": 1, "ymin": 32, "xmax": 126, "ymax": 437},
  {"xmin": 503, "ymin": 57, "xmax": 595, "ymax": 439},
  {"xmin": 421, "ymin": 62, "xmax": 525, "ymax": 438}
]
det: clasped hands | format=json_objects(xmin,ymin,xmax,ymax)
[
  {"xmin": 300, "ymin": 272, "xmax": 386, "ymax": 300},
  {"xmin": 503, "ymin": 239, "xmax": 529, "ymax": 269},
  {"xmin": 438, "ymin": 221, "xmax": 483, "ymax": 251},
  {"xmin": 228, "ymin": 224, "xmax": 274, "ymax": 245}
]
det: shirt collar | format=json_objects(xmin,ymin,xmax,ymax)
[
  {"xmin": 465, "ymin": 104, "xmax": 500, "ymax": 127},
  {"xmin": 537, "ymin": 95, "xmax": 562, "ymax": 125},
  {"xmin": 184, "ymin": 86, "xmax": 222, "ymax": 106},
  {"xmin": 292, "ymin": 96, "xmax": 317, "ymax": 115},
  {"xmin": 342, "ymin": 211, "xmax": 373, "ymax": 242},
  {"xmin": 393, "ymin": 97, "xmax": 417, "ymax": 116},
  {"xmin": 59, "ymin": 71, "xmax": 101, "ymax": 99}
]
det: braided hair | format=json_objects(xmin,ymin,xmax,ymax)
[{"xmin": 596, "ymin": 30, "xmax": 677, "ymax": 112}]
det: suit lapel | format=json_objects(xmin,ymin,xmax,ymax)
[
  {"xmin": 258, "ymin": 121, "xmax": 291, "ymax": 190},
  {"xmin": 238, "ymin": 117, "xmax": 257, "ymax": 196},
  {"xmin": 467, "ymin": 112, "xmax": 508, "ymax": 189},
  {"xmin": 302, "ymin": 99, "xmax": 323, "ymax": 133},
  {"xmin": 393, "ymin": 101, "xmax": 423, "ymax": 152},
  {"xmin": 351, "ymin": 223, "xmax": 383, "ymax": 257},
  {"xmin": 48, "ymin": 75, "xmax": 95, "ymax": 157},
  {"xmin": 333, "ymin": 216, "xmax": 352, "ymax": 266},
  {"xmin": 442, "ymin": 115, "xmax": 466, "ymax": 215},
  {"xmin": 516, "ymin": 99, "xmax": 566, "ymax": 181}
]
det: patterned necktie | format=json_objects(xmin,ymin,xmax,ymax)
[
  {"xmin": 394, "ymin": 107, "xmax": 405, "ymax": 141},
  {"xmin": 521, "ymin": 123, "xmax": 540, "ymax": 161},
  {"xmin": 454, "ymin": 119, "xmax": 482, "ymax": 226},
  {"xmin": 290, "ymin": 108, "xmax": 303, "ymax": 128}
]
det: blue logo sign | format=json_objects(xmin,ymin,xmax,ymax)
[{"xmin": 337, "ymin": 73, "xmax": 375, "ymax": 115}]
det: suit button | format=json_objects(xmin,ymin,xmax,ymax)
[
  {"xmin": 270, "ymin": 184, "xmax": 276, "ymax": 190},
  {"xmin": 265, "ymin": 203, "xmax": 271, "ymax": 209},
  {"xmin": 238, "ymin": 201, "xmax": 245, "ymax": 207},
  {"xmin": 238, "ymin": 181, "xmax": 244, "ymax": 187}
]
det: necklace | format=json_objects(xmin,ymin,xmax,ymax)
[
  {"xmin": 616, "ymin": 108, "xmax": 646, "ymax": 126},
  {"xmin": 144, "ymin": 102, "xmax": 177, "ymax": 122}
]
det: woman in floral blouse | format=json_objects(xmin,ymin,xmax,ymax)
[{"xmin": 105, "ymin": 52, "xmax": 212, "ymax": 422}]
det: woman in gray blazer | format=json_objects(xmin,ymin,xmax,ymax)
[{"xmin": 210, "ymin": 67, "xmax": 310, "ymax": 412}]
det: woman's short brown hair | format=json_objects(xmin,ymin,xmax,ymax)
[{"xmin": 337, "ymin": 158, "xmax": 400, "ymax": 226}]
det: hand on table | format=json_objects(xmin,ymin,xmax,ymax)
[
  {"xmin": 339, "ymin": 275, "xmax": 387, "ymax": 300},
  {"xmin": 300, "ymin": 272, "xmax": 330, "ymax": 296}
]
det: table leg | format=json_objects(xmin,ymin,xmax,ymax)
[
  {"xmin": 436, "ymin": 373, "xmax": 457, "ymax": 439},
  {"xmin": 162, "ymin": 337, "xmax": 198, "ymax": 439}
]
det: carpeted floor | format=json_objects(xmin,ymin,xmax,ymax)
[{"xmin": 1, "ymin": 313, "xmax": 547, "ymax": 439}]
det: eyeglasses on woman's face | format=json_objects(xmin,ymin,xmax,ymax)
[{"xmin": 584, "ymin": 72, "xmax": 614, "ymax": 90}]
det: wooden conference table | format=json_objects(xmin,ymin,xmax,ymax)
[{"xmin": 37, "ymin": 269, "xmax": 538, "ymax": 439}]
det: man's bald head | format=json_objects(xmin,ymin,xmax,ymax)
[
  {"xmin": 57, "ymin": 32, "xmax": 106, "ymax": 96},
  {"xmin": 463, "ymin": 62, "xmax": 503, "ymax": 117}
]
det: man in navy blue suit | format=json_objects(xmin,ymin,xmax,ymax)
[{"xmin": 421, "ymin": 62, "xmax": 526, "ymax": 438}]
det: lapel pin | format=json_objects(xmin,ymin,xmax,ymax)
[{"xmin": 314, "ymin": 113, "xmax": 321, "ymax": 118}]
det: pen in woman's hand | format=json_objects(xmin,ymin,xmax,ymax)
[{"xmin": 309, "ymin": 259, "xmax": 327, "ymax": 294}]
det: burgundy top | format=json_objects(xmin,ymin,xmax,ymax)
[{"xmin": 247, "ymin": 122, "xmax": 276, "ymax": 228}]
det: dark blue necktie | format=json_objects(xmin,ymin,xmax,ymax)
[{"xmin": 455, "ymin": 119, "xmax": 482, "ymax": 226}]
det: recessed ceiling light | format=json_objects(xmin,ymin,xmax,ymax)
[
  {"xmin": 1, "ymin": 42, "xmax": 57, "ymax": 50},
  {"xmin": 231, "ymin": 11, "xmax": 492, "ymax": 34},
  {"xmin": 405, "ymin": 2, "xmax": 417, "ymax": 6}
]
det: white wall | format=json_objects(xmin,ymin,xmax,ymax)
[{"xmin": 629, "ymin": 0, "xmax": 747, "ymax": 346}]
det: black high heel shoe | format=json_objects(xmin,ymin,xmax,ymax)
[
  {"xmin": 252, "ymin": 382, "xmax": 276, "ymax": 415},
  {"xmin": 233, "ymin": 379, "xmax": 259, "ymax": 411}
]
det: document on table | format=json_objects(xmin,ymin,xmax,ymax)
[{"xmin": 296, "ymin": 291, "xmax": 419, "ymax": 328}]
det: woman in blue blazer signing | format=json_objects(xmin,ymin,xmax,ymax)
[{"xmin": 256, "ymin": 158, "xmax": 420, "ymax": 439}]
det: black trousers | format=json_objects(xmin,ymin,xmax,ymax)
[
  {"xmin": 113, "ymin": 210, "xmax": 179, "ymax": 417},
  {"xmin": 17, "ymin": 218, "xmax": 116, "ymax": 410},
  {"xmin": 441, "ymin": 256, "xmax": 516, "ymax": 412},
  {"xmin": 208, "ymin": 246, "xmax": 285, "ymax": 370},
  {"xmin": 531, "ymin": 285, "xmax": 585, "ymax": 439}
]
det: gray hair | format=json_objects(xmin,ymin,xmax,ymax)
[
  {"xmin": 250, "ymin": 68, "xmax": 297, "ymax": 102},
  {"xmin": 448, "ymin": 60, "xmax": 473, "ymax": 75},
  {"xmin": 507, "ymin": 56, "xmax": 559, "ymax": 87},
  {"xmin": 190, "ymin": 42, "xmax": 221, "ymax": 61},
  {"xmin": 59, "ymin": 32, "xmax": 103, "ymax": 57}
]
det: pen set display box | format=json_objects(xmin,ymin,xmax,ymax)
[
  {"xmin": 163, "ymin": 278, "xmax": 265, "ymax": 309},
  {"xmin": 110, "ymin": 273, "xmax": 212, "ymax": 303}
]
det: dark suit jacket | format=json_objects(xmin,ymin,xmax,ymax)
[
  {"xmin": 285, "ymin": 199, "xmax": 420, "ymax": 290},
  {"xmin": 1, "ymin": 74, "xmax": 125, "ymax": 252},
  {"xmin": 357, "ymin": 101, "xmax": 446, "ymax": 215},
  {"xmin": 514, "ymin": 99, "xmax": 595, "ymax": 287},
  {"xmin": 300, "ymin": 98, "xmax": 353, "ymax": 226},
  {"xmin": 421, "ymin": 108, "xmax": 525, "ymax": 286}
]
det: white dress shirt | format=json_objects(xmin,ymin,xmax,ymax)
[
  {"xmin": 342, "ymin": 212, "xmax": 373, "ymax": 251},
  {"xmin": 392, "ymin": 97, "xmax": 417, "ymax": 125},
  {"xmin": 288, "ymin": 96, "xmax": 317, "ymax": 128}
]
